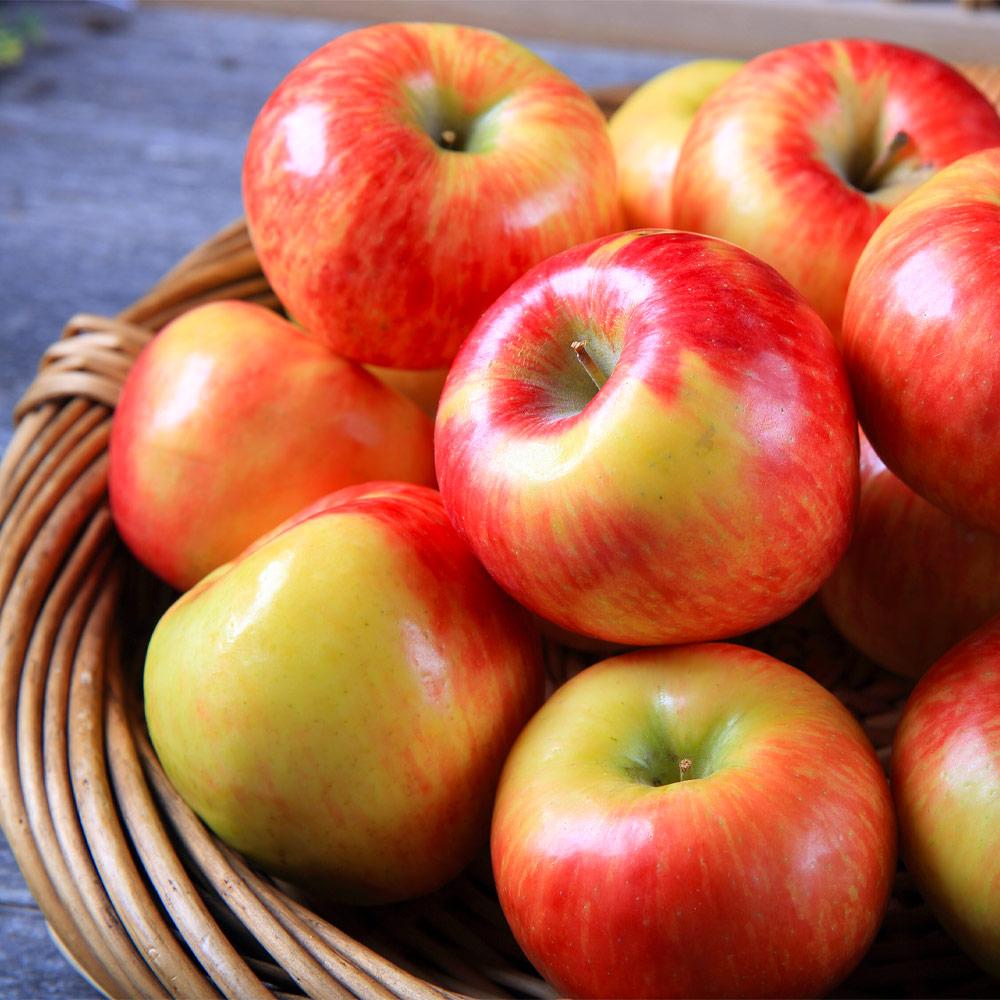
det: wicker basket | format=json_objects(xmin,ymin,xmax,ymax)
[{"xmin": 3, "ymin": 74, "xmax": 1000, "ymax": 1000}]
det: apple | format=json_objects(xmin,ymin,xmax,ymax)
[
  {"xmin": 492, "ymin": 643, "xmax": 896, "ymax": 998},
  {"xmin": 242, "ymin": 22, "xmax": 621, "ymax": 370},
  {"xmin": 435, "ymin": 229, "xmax": 858, "ymax": 646},
  {"xmin": 842, "ymin": 147, "xmax": 1000, "ymax": 533},
  {"xmin": 892, "ymin": 616, "xmax": 1000, "ymax": 977},
  {"xmin": 144, "ymin": 481, "xmax": 544, "ymax": 905},
  {"xmin": 109, "ymin": 300, "xmax": 435, "ymax": 591},
  {"xmin": 363, "ymin": 364, "xmax": 449, "ymax": 417},
  {"xmin": 608, "ymin": 58, "xmax": 742, "ymax": 229},
  {"xmin": 672, "ymin": 39, "xmax": 1000, "ymax": 338},
  {"xmin": 821, "ymin": 430, "xmax": 1000, "ymax": 678}
]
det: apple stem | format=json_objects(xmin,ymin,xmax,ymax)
[
  {"xmin": 571, "ymin": 340, "xmax": 608, "ymax": 391},
  {"xmin": 861, "ymin": 130, "xmax": 913, "ymax": 191},
  {"xmin": 679, "ymin": 758, "xmax": 693, "ymax": 781}
]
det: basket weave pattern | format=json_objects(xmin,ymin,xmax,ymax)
[{"xmin": 3, "ymin": 74, "xmax": 1000, "ymax": 999}]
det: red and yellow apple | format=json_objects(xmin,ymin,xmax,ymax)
[
  {"xmin": 821, "ymin": 430, "xmax": 1000, "ymax": 678},
  {"xmin": 145, "ymin": 482, "xmax": 544, "ymax": 904},
  {"xmin": 843, "ymin": 147, "xmax": 1000, "ymax": 533},
  {"xmin": 109, "ymin": 300, "xmax": 435, "ymax": 591},
  {"xmin": 608, "ymin": 58, "xmax": 742, "ymax": 228},
  {"xmin": 243, "ymin": 22, "xmax": 621, "ymax": 370},
  {"xmin": 892, "ymin": 616, "xmax": 1000, "ymax": 976},
  {"xmin": 672, "ymin": 40, "xmax": 1000, "ymax": 337},
  {"xmin": 435, "ymin": 230, "xmax": 858, "ymax": 646},
  {"xmin": 493, "ymin": 643, "xmax": 896, "ymax": 998}
]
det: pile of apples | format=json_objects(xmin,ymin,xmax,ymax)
[{"xmin": 107, "ymin": 23, "xmax": 1000, "ymax": 999}]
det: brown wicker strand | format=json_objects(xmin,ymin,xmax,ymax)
[
  {"xmin": 0, "ymin": 420, "xmax": 111, "ymax": 602},
  {"xmin": 0, "ymin": 480, "xmax": 125, "ymax": 997},
  {"xmin": 40, "ymin": 534, "xmax": 168, "ymax": 999},
  {"xmin": 103, "ymin": 639, "xmax": 275, "ymax": 1000},
  {"xmin": 0, "ymin": 404, "xmax": 108, "ymax": 528},
  {"xmin": 0, "ymin": 402, "xmax": 59, "ymax": 495},
  {"xmin": 0, "ymin": 400, "xmax": 92, "ymax": 518},
  {"xmin": 68, "ymin": 568, "xmax": 219, "ymax": 998},
  {"xmin": 133, "ymin": 722, "xmax": 394, "ymax": 1000},
  {"xmin": 17, "ymin": 521, "xmax": 128, "ymax": 996}
]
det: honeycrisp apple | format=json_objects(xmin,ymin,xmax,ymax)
[
  {"xmin": 243, "ymin": 22, "xmax": 620, "ymax": 370},
  {"xmin": 843, "ymin": 147, "xmax": 1000, "ymax": 533},
  {"xmin": 145, "ymin": 482, "xmax": 544, "ymax": 904},
  {"xmin": 435, "ymin": 230, "xmax": 858, "ymax": 646},
  {"xmin": 821, "ymin": 431, "xmax": 1000, "ymax": 678},
  {"xmin": 109, "ymin": 301, "xmax": 435, "ymax": 591},
  {"xmin": 608, "ymin": 58, "xmax": 742, "ymax": 228},
  {"xmin": 672, "ymin": 39, "xmax": 1000, "ymax": 337},
  {"xmin": 492, "ymin": 644, "xmax": 897, "ymax": 998},
  {"xmin": 893, "ymin": 617, "xmax": 1000, "ymax": 977}
]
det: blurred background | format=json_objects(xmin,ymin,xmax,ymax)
[{"xmin": 143, "ymin": 0, "xmax": 1000, "ymax": 61}]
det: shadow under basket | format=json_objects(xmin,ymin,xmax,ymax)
[{"xmin": 3, "ymin": 75, "xmax": 1000, "ymax": 1000}]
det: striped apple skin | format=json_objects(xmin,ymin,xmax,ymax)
[
  {"xmin": 493, "ymin": 644, "xmax": 896, "ymax": 998},
  {"xmin": 243, "ymin": 22, "xmax": 620, "ymax": 369},
  {"xmin": 146, "ymin": 483, "xmax": 545, "ymax": 904},
  {"xmin": 893, "ymin": 618, "xmax": 1000, "ymax": 977},
  {"xmin": 843, "ymin": 148, "xmax": 1000, "ymax": 534},
  {"xmin": 673, "ymin": 40, "xmax": 1000, "ymax": 337},
  {"xmin": 435, "ymin": 230, "xmax": 858, "ymax": 645}
]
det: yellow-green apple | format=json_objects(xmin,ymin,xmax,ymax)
[
  {"xmin": 492, "ymin": 643, "xmax": 896, "ymax": 998},
  {"xmin": 608, "ymin": 59, "xmax": 741, "ymax": 228},
  {"xmin": 242, "ymin": 22, "xmax": 620, "ymax": 370},
  {"xmin": 109, "ymin": 300, "xmax": 435, "ymax": 591},
  {"xmin": 842, "ymin": 147, "xmax": 1000, "ymax": 532},
  {"xmin": 892, "ymin": 617, "xmax": 1000, "ymax": 976},
  {"xmin": 672, "ymin": 40, "xmax": 1000, "ymax": 338},
  {"xmin": 435, "ymin": 230, "xmax": 858, "ymax": 646},
  {"xmin": 821, "ymin": 430, "xmax": 1000, "ymax": 679},
  {"xmin": 144, "ymin": 481, "xmax": 544, "ymax": 904}
]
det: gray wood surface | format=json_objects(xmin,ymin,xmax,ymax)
[{"xmin": 0, "ymin": 3, "xmax": 681, "ymax": 995}]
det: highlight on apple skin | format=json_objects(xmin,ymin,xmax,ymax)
[
  {"xmin": 243, "ymin": 21, "xmax": 621, "ymax": 370},
  {"xmin": 109, "ymin": 300, "xmax": 436, "ymax": 591},
  {"xmin": 492, "ymin": 643, "xmax": 897, "ymax": 999},
  {"xmin": 842, "ymin": 147, "xmax": 1000, "ymax": 534},
  {"xmin": 821, "ymin": 430, "xmax": 1000, "ymax": 679},
  {"xmin": 144, "ymin": 482, "xmax": 545, "ymax": 905},
  {"xmin": 435, "ymin": 229, "xmax": 859, "ymax": 646},
  {"xmin": 892, "ymin": 617, "xmax": 1000, "ymax": 978},
  {"xmin": 672, "ymin": 39, "xmax": 1000, "ymax": 338}
]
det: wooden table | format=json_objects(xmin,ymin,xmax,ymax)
[{"xmin": 0, "ymin": 3, "xmax": 681, "ymax": 994}]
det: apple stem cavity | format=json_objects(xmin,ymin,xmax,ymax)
[
  {"xmin": 571, "ymin": 340, "xmax": 608, "ymax": 391},
  {"xmin": 679, "ymin": 758, "xmax": 693, "ymax": 781},
  {"xmin": 860, "ymin": 130, "xmax": 913, "ymax": 192},
  {"xmin": 440, "ymin": 128, "xmax": 458, "ymax": 149}
]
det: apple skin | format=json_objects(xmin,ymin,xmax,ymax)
[
  {"xmin": 492, "ymin": 643, "xmax": 896, "ymax": 999},
  {"xmin": 892, "ymin": 617, "xmax": 1000, "ymax": 977},
  {"xmin": 144, "ymin": 481, "xmax": 545, "ymax": 905},
  {"xmin": 608, "ymin": 58, "xmax": 742, "ymax": 229},
  {"xmin": 821, "ymin": 430, "xmax": 1000, "ymax": 679},
  {"xmin": 842, "ymin": 147, "xmax": 1000, "ymax": 533},
  {"xmin": 672, "ymin": 39, "xmax": 1000, "ymax": 338},
  {"xmin": 109, "ymin": 300, "xmax": 435, "ymax": 591},
  {"xmin": 243, "ymin": 22, "xmax": 620, "ymax": 370},
  {"xmin": 364, "ymin": 364, "xmax": 449, "ymax": 417},
  {"xmin": 435, "ymin": 229, "xmax": 858, "ymax": 646}
]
